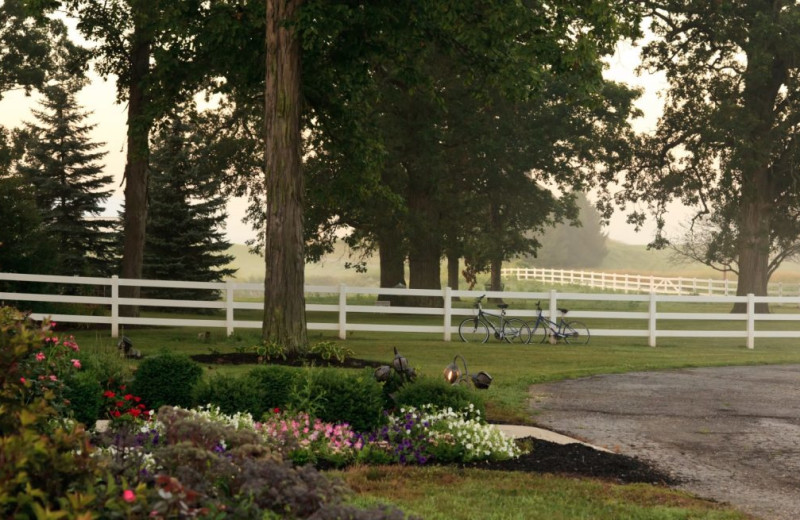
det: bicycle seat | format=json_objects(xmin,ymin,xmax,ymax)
[
  {"xmin": 497, "ymin": 304, "xmax": 509, "ymax": 309},
  {"xmin": 558, "ymin": 308, "xmax": 569, "ymax": 314}
]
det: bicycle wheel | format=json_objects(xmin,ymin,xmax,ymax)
[
  {"xmin": 564, "ymin": 321, "xmax": 590, "ymax": 345},
  {"xmin": 458, "ymin": 317, "xmax": 490, "ymax": 343},
  {"xmin": 503, "ymin": 318, "xmax": 531, "ymax": 344},
  {"xmin": 529, "ymin": 321, "xmax": 549, "ymax": 344}
]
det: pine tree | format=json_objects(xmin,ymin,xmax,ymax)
[
  {"xmin": 16, "ymin": 80, "xmax": 116, "ymax": 277},
  {"xmin": 143, "ymin": 114, "xmax": 235, "ymax": 304}
]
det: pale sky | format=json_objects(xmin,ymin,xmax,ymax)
[{"xmin": 0, "ymin": 35, "xmax": 680, "ymax": 246}]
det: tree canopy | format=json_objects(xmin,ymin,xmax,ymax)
[{"xmin": 612, "ymin": 1, "xmax": 800, "ymax": 309}]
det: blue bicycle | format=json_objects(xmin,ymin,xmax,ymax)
[{"xmin": 528, "ymin": 301, "xmax": 590, "ymax": 345}]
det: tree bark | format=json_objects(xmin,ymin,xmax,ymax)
[
  {"xmin": 733, "ymin": 176, "xmax": 771, "ymax": 313},
  {"xmin": 119, "ymin": 31, "xmax": 151, "ymax": 318},
  {"xmin": 263, "ymin": 0, "xmax": 307, "ymax": 352},
  {"xmin": 731, "ymin": 40, "xmax": 784, "ymax": 314},
  {"xmin": 406, "ymin": 167, "xmax": 442, "ymax": 307},
  {"xmin": 446, "ymin": 251, "xmax": 460, "ymax": 293},
  {"xmin": 377, "ymin": 227, "xmax": 407, "ymax": 306}
]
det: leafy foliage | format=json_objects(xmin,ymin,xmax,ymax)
[
  {"xmin": 130, "ymin": 352, "xmax": 203, "ymax": 410},
  {"xmin": 392, "ymin": 376, "xmax": 485, "ymax": 418},
  {"xmin": 612, "ymin": 1, "xmax": 800, "ymax": 300}
]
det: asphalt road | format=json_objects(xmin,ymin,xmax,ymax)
[{"xmin": 527, "ymin": 365, "xmax": 800, "ymax": 520}]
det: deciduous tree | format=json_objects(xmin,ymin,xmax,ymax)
[{"xmin": 615, "ymin": 1, "xmax": 800, "ymax": 311}]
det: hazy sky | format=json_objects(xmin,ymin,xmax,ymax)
[{"xmin": 0, "ymin": 36, "xmax": 680, "ymax": 246}]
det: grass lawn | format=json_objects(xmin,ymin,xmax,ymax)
[
  {"xmin": 334, "ymin": 466, "xmax": 751, "ymax": 520},
  {"xmin": 66, "ymin": 321, "xmax": 790, "ymax": 520}
]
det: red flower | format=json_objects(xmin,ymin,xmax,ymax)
[
  {"xmin": 129, "ymin": 408, "xmax": 141, "ymax": 418},
  {"xmin": 103, "ymin": 390, "xmax": 116, "ymax": 398},
  {"xmin": 116, "ymin": 401, "xmax": 125, "ymax": 408},
  {"xmin": 124, "ymin": 394, "xmax": 134, "ymax": 401},
  {"xmin": 273, "ymin": 407, "xmax": 281, "ymax": 414},
  {"xmin": 112, "ymin": 410, "xmax": 121, "ymax": 417}
]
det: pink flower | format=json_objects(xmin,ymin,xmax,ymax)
[
  {"xmin": 35, "ymin": 352, "xmax": 45, "ymax": 361},
  {"xmin": 49, "ymin": 375, "xmax": 57, "ymax": 382},
  {"xmin": 71, "ymin": 359, "xmax": 81, "ymax": 369},
  {"xmin": 122, "ymin": 489, "xmax": 136, "ymax": 503},
  {"xmin": 19, "ymin": 377, "xmax": 26, "ymax": 384}
]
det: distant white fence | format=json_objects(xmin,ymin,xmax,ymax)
[
  {"xmin": 3, "ymin": 272, "xmax": 800, "ymax": 349},
  {"xmin": 501, "ymin": 267, "xmax": 800, "ymax": 297}
]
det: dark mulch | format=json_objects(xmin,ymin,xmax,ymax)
[
  {"xmin": 189, "ymin": 352, "xmax": 385, "ymax": 369},
  {"xmin": 463, "ymin": 437, "xmax": 678, "ymax": 485},
  {"xmin": 190, "ymin": 353, "xmax": 677, "ymax": 486}
]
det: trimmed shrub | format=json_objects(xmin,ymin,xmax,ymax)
[
  {"xmin": 291, "ymin": 368, "xmax": 384, "ymax": 432},
  {"xmin": 193, "ymin": 373, "xmax": 269, "ymax": 417},
  {"xmin": 65, "ymin": 370, "xmax": 103, "ymax": 426},
  {"xmin": 392, "ymin": 376, "xmax": 486, "ymax": 417},
  {"xmin": 245, "ymin": 365, "xmax": 298, "ymax": 415},
  {"xmin": 130, "ymin": 352, "xmax": 203, "ymax": 409}
]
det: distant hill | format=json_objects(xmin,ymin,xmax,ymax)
[{"xmin": 225, "ymin": 239, "xmax": 800, "ymax": 284}]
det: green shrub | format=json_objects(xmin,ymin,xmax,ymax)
[
  {"xmin": 78, "ymin": 347, "xmax": 134, "ymax": 390},
  {"xmin": 193, "ymin": 373, "xmax": 270, "ymax": 417},
  {"xmin": 291, "ymin": 368, "xmax": 384, "ymax": 432},
  {"xmin": 130, "ymin": 352, "xmax": 203, "ymax": 409},
  {"xmin": 245, "ymin": 365, "xmax": 299, "ymax": 415},
  {"xmin": 65, "ymin": 370, "xmax": 103, "ymax": 426},
  {"xmin": 392, "ymin": 376, "xmax": 486, "ymax": 417}
]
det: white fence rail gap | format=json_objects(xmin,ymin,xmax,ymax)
[
  {"xmin": 501, "ymin": 267, "xmax": 800, "ymax": 297},
  {"xmin": 3, "ymin": 272, "xmax": 800, "ymax": 349}
]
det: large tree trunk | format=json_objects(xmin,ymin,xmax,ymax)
[
  {"xmin": 734, "ymin": 180, "xmax": 771, "ymax": 314},
  {"xmin": 262, "ymin": 0, "xmax": 307, "ymax": 352},
  {"xmin": 406, "ymin": 168, "xmax": 442, "ymax": 307},
  {"xmin": 377, "ymin": 227, "xmax": 407, "ymax": 306},
  {"xmin": 119, "ymin": 32, "xmax": 151, "ymax": 318},
  {"xmin": 732, "ymin": 47, "xmax": 783, "ymax": 314},
  {"xmin": 446, "ymin": 251, "xmax": 460, "ymax": 292}
]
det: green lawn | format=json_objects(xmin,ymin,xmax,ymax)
[{"xmin": 66, "ymin": 322, "xmax": 783, "ymax": 520}]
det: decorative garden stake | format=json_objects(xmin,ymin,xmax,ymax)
[{"xmin": 443, "ymin": 354, "xmax": 492, "ymax": 389}]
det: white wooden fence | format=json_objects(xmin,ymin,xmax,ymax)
[
  {"xmin": 3, "ymin": 272, "xmax": 800, "ymax": 349},
  {"xmin": 501, "ymin": 267, "xmax": 800, "ymax": 297}
]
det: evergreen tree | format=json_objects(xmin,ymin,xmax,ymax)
[
  {"xmin": 528, "ymin": 193, "xmax": 609, "ymax": 269},
  {"xmin": 16, "ymin": 80, "xmax": 116, "ymax": 278},
  {"xmin": 0, "ymin": 127, "xmax": 56, "ymax": 276},
  {"xmin": 143, "ymin": 114, "xmax": 235, "ymax": 304}
]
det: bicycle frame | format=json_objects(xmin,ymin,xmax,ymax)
[
  {"xmin": 473, "ymin": 303, "xmax": 510, "ymax": 340},
  {"xmin": 532, "ymin": 302, "xmax": 575, "ymax": 342},
  {"xmin": 458, "ymin": 296, "xmax": 531, "ymax": 343}
]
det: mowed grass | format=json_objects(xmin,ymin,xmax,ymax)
[
  {"xmin": 70, "ymin": 315, "xmax": 800, "ymax": 424},
  {"xmin": 65, "ymin": 320, "xmax": 780, "ymax": 520},
  {"xmin": 334, "ymin": 466, "xmax": 751, "ymax": 520}
]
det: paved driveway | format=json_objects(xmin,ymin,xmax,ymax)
[{"xmin": 528, "ymin": 365, "xmax": 800, "ymax": 520}]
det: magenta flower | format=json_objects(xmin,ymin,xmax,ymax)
[
  {"xmin": 35, "ymin": 352, "xmax": 45, "ymax": 362},
  {"xmin": 122, "ymin": 489, "xmax": 136, "ymax": 503},
  {"xmin": 71, "ymin": 359, "xmax": 81, "ymax": 369}
]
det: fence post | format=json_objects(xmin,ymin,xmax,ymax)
[
  {"xmin": 111, "ymin": 275, "xmax": 119, "ymax": 338},
  {"xmin": 648, "ymin": 292, "xmax": 657, "ymax": 347},
  {"xmin": 338, "ymin": 284, "xmax": 347, "ymax": 340},
  {"xmin": 548, "ymin": 289, "xmax": 558, "ymax": 320},
  {"xmin": 226, "ymin": 280, "xmax": 235, "ymax": 337},
  {"xmin": 443, "ymin": 286, "xmax": 452, "ymax": 341},
  {"xmin": 746, "ymin": 293, "xmax": 755, "ymax": 349}
]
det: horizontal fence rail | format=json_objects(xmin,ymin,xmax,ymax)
[
  {"xmin": 501, "ymin": 267, "xmax": 800, "ymax": 297},
  {"xmin": 3, "ymin": 272, "xmax": 800, "ymax": 349}
]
